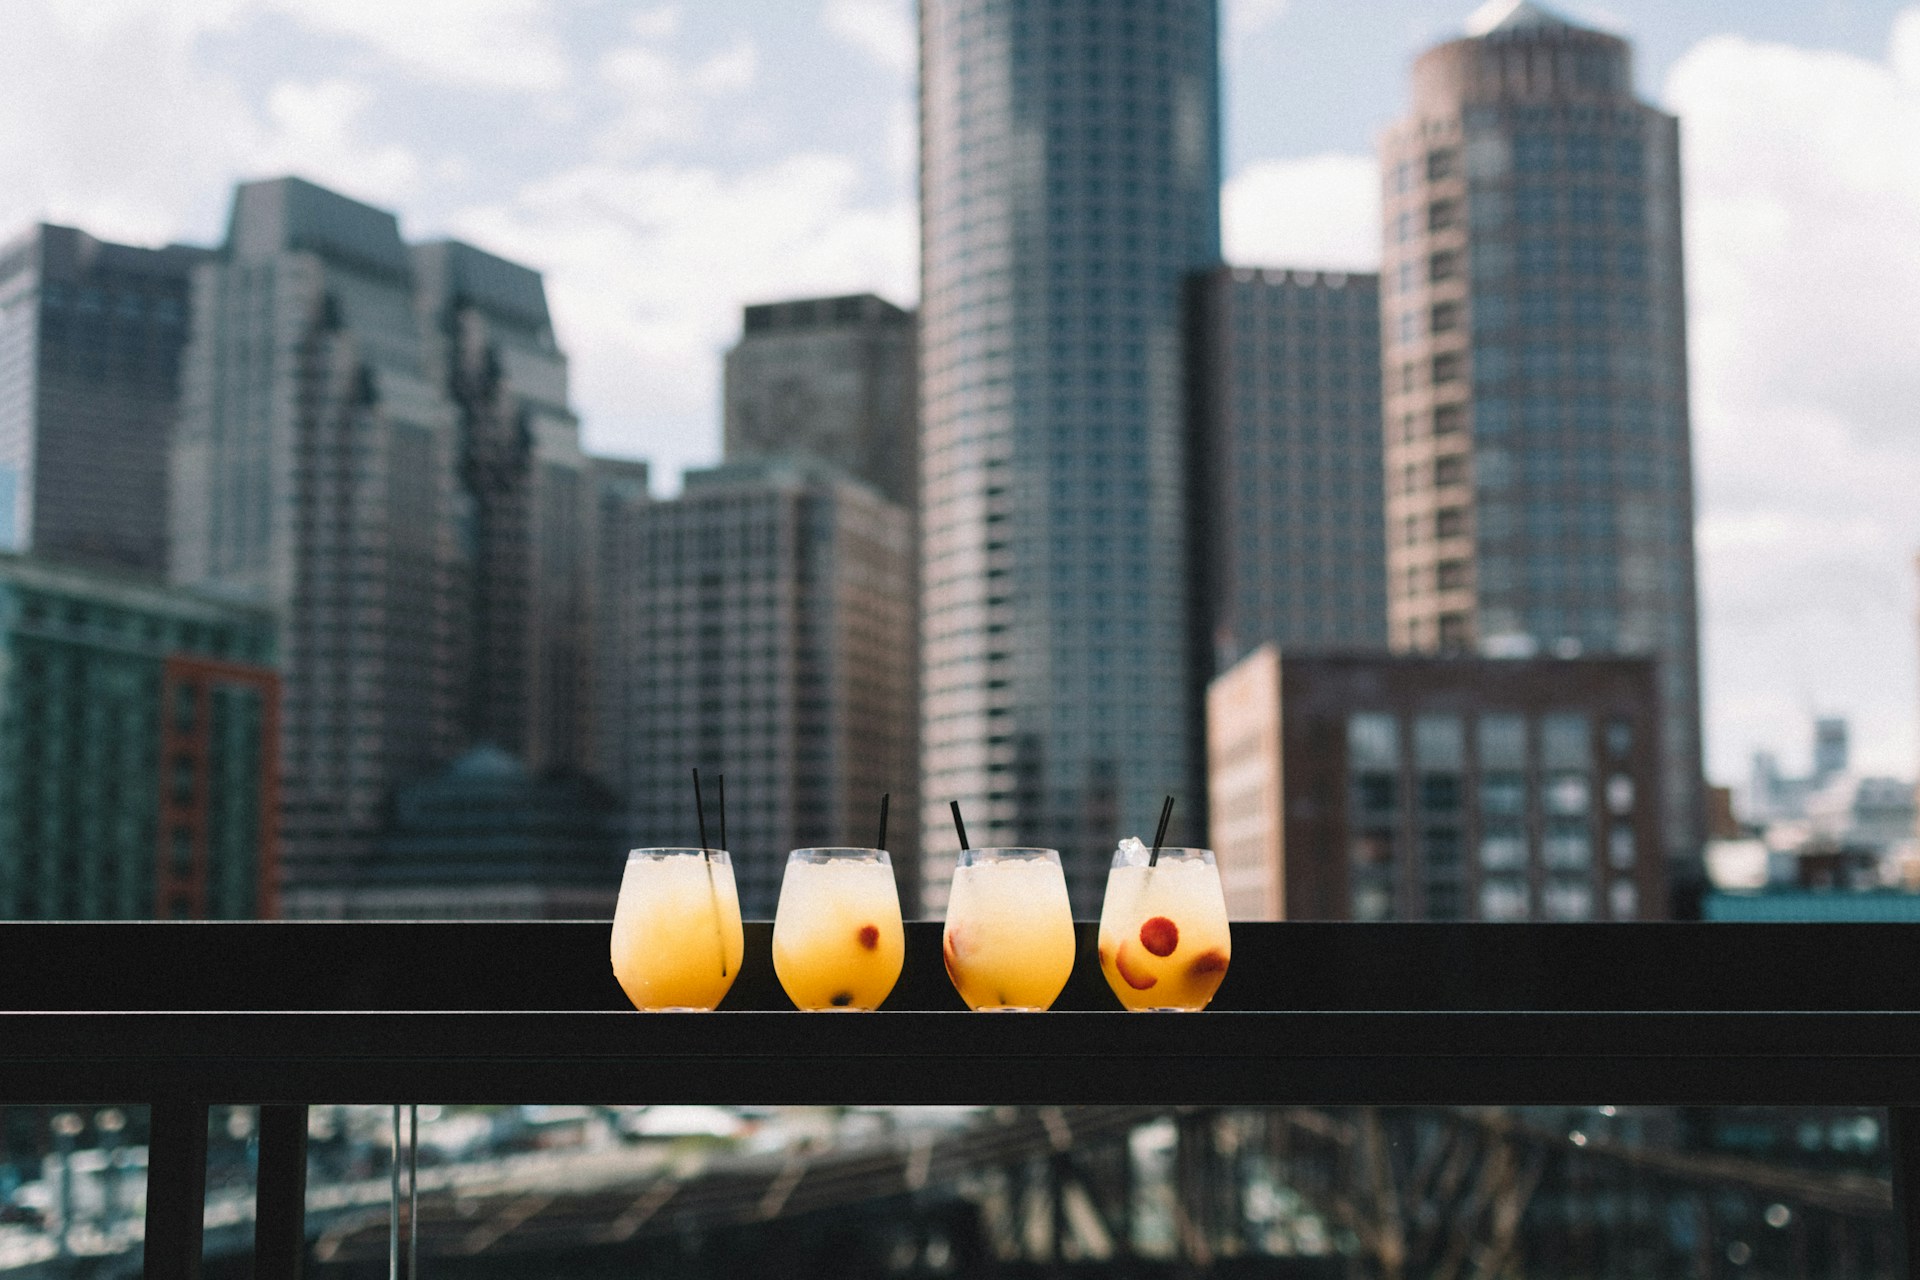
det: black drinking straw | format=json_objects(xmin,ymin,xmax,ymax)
[
  {"xmin": 692, "ymin": 769, "xmax": 712, "ymax": 861},
  {"xmin": 876, "ymin": 792, "xmax": 891, "ymax": 851},
  {"xmin": 691, "ymin": 768, "xmax": 726, "ymax": 977},
  {"xmin": 1148, "ymin": 795, "xmax": 1175, "ymax": 867},
  {"xmin": 950, "ymin": 800, "xmax": 970, "ymax": 851}
]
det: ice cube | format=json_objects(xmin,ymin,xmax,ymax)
[{"xmin": 1118, "ymin": 836, "xmax": 1148, "ymax": 863}]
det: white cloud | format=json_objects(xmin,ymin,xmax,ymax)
[
  {"xmin": 257, "ymin": 80, "xmax": 421, "ymax": 205},
  {"xmin": 596, "ymin": 38, "xmax": 760, "ymax": 157},
  {"xmin": 823, "ymin": 0, "xmax": 915, "ymax": 75},
  {"xmin": 454, "ymin": 155, "xmax": 914, "ymax": 487},
  {"xmin": 1666, "ymin": 12, "xmax": 1920, "ymax": 778},
  {"xmin": 267, "ymin": 0, "xmax": 570, "ymax": 92},
  {"xmin": 1221, "ymin": 152, "xmax": 1381, "ymax": 271},
  {"xmin": 1227, "ymin": 0, "xmax": 1290, "ymax": 45}
]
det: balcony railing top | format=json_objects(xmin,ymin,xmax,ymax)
[{"xmin": 5, "ymin": 920, "xmax": 1920, "ymax": 1107}]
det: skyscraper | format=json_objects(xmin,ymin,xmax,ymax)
[
  {"xmin": 1378, "ymin": 1, "xmax": 1705, "ymax": 879},
  {"xmin": 414, "ymin": 239, "xmax": 598, "ymax": 774},
  {"xmin": 0, "ymin": 224, "xmax": 204, "ymax": 575},
  {"xmin": 171, "ymin": 177, "xmax": 595, "ymax": 911},
  {"xmin": 919, "ymin": 0, "xmax": 1221, "ymax": 913},
  {"xmin": 1188, "ymin": 266, "xmax": 1388, "ymax": 667},
  {"xmin": 724, "ymin": 293, "xmax": 917, "ymax": 509},
  {"xmin": 596, "ymin": 459, "xmax": 920, "ymax": 917}
]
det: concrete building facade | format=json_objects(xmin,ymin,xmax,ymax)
[
  {"xmin": 1188, "ymin": 265, "xmax": 1388, "ymax": 669},
  {"xmin": 0, "ymin": 224, "xmax": 204, "ymax": 575},
  {"xmin": 919, "ymin": 0, "xmax": 1222, "ymax": 913},
  {"xmin": 0, "ymin": 553, "xmax": 278, "ymax": 919},
  {"xmin": 1377, "ymin": 1, "xmax": 1705, "ymax": 886},
  {"xmin": 1208, "ymin": 646, "xmax": 1666, "ymax": 920},
  {"xmin": 597, "ymin": 460, "xmax": 920, "ymax": 917}
]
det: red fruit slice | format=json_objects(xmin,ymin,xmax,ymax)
[
  {"xmin": 1097, "ymin": 942, "xmax": 1112, "ymax": 969},
  {"xmin": 1188, "ymin": 949, "xmax": 1228, "ymax": 978},
  {"xmin": 1114, "ymin": 941, "xmax": 1159, "ymax": 990},
  {"xmin": 943, "ymin": 931, "xmax": 961, "ymax": 988},
  {"xmin": 857, "ymin": 924, "xmax": 880, "ymax": 950},
  {"xmin": 1139, "ymin": 916, "xmax": 1179, "ymax": 957}
]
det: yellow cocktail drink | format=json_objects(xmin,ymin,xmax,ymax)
[
  {"xmin": 610, "ymin": 848, "xmax": 745, "ymax": 1011},
  {"xmin": 771, "ymin": 847, "xmax": 905, "ymax": 1010},
  {"xmin": 942, "ymin": 847, "xmax": 1076, "ymax": 1011},
  {"xmin": 1097, "ymin": 840, "xmax": 1231, "ymax": 1011}
]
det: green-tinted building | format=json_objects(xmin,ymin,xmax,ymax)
[{"xmin": 0, "ymin": 553, "xmax": 278, "ymax": 919}]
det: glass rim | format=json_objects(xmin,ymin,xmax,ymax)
[
  {"xmin": 1111, "ymin": 844, "xmax": 1215, "ymax": 866},
  {"xmin": 626, "ymin": 846, "xmax": 731, "ymax": 863},
  {"xmin": 957, "ymin": 846, "xmax": 1060, "ymax": 863},
  {"xmin": 788, "ymin": 846, "xmax": 892, "ymax": 863}
]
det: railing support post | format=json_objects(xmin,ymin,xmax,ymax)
[
  {"xmin": 1893, "ymin": 1108, "xmax": 1920, "ymax": 1280},
  {"xmin": 144, "ymin": 1099, "xmax": 208, "ymax": 1280},
  {"xmin": 255, "ymin": 1104, "xmax": 310, "ymax": 1278}
]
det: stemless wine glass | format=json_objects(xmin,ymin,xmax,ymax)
[
  {"xmin": 770, "ymin": 847, "xmax": 905, "ymax": 1011},
  {"xmin": 1097, "ymin": 840, "xmax": 1232, "ymax": 1012},
  {"xmin": 610, "ymin": 848, "xmax": 745, "ymax": 1012},
  {"xmin": 942, "ymin": 847, "xmax": 1076, "ymax": 1011}
]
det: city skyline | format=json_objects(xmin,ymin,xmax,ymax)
[{"xmin": 0, "ymin": 1, "xmax": 1914, "ymax": 784}]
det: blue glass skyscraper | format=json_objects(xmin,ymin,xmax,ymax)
[{"xmin": 919, "ymin": 0, "xmax": 1221, "ymax": 912}]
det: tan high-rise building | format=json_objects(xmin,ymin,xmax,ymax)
[{"xmin": 1378, "ymin": 2, "xmax": 1705, "ymax": 893}]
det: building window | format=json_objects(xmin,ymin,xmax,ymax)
[
  {"xmin": 1544, "ymin": 880, "xmax": 1594, "ymax": 920},
  {"xmin": 1480, "ymin": 877, "xmax": 1529, "ymax": 921},
  {"xmin": 1348, "ymin": 712, "xmax": 1399, "ymax": 770},
  {"xmin": 1606, "ymin": 774, "xmax": 1634, "ymax": 814},
  {"xmin": 1541, "ymin": 713, "xmax": 1592, "ymax": 769},
  {"xmin": 1609, "ymin": 880, "xmax": 1638, "ymax": 919},
  {"xmin": 1429, "ymin": 250, "xmax": 1461, "ymax": 282},
  {"xmin": 1608, "ymin": 823, "xmax": 1635, "ymax": 870},
  {"xmin": 1544, "ymin": 820, "xmax": 1592, "ymax": 869},
  {"xmin": 1479, "ymin": 824, "xmax": 1526, "ymax": 870},
  {"xmin": 1545, "ymin": 774, "xmax": 1590, "ymax": 816}
]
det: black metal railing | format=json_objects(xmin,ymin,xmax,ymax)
[{"xmin": 4, "ymin": 920, "xmax": 1920, "ymax": 1278}]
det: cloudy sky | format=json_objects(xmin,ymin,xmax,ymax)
[{"xmin": 2, "ymin": 0, "xmax": 1916, "ymax": 786}]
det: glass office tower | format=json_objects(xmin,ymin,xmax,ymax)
[
  {"xmin": 1379, "ymin": 1, "xmax": 1705, "ymax": 886},
  {"xmin": 919, "ymin": 0, "xmax": 1221, "ymax": 912}
]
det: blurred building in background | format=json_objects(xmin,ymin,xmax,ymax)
[
  {"xmin": 724, "ymin": 293, "xmax": 917, "ymax": 510},
  {"xmin": 0, "ymin": 553, "xmax": 278, "ymax": 919},
  {"xmin": 1208, "ymin": 645, "xmax": 1666, "ymax": 919},
  {"xmin": 0, "ymin": 224, "xmax": 204, "ymax": 575},
  {"xmin": 1187, "ymin": 265, "xmax": 1388, "ymax": 668},
  {"xmin": 919, "ymin": 0, "xmax": 1222, "ymax": 914},
  {"xmin": 414, "ymin": 240, "xmax": 600, "ymax": 777},
  {"xmin": 169, "ymin": 177, "xmax": 600, "ymax": 915},
  {"xmin": 308, "ymin": 745, "xmax": 624, "ymax": 919},
  {"xmin": 1377, "ymin": 1, "xmax": 1706, "ymax": 901},
  {"xmin": 596, "ymin": 458, "xmax": 919, "ymax": 917}
]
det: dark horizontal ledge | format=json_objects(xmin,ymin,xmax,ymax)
[
  {"xmin": 9, "ymin": 919, "xmax": 1920, "ymax": 1013},
  {"xmin": 6, "ymin": 1010, "xmax": 1920, "ymax": 1106}
]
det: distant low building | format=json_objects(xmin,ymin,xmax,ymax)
[
  {"xmin": 0, "ymin": 553, "xmax": 278, "ymax": 918},
  {"xmin": 306, "ymin": 746, "xmax": 624, "ymax": 919},
  {"xmin": 1207, "ymin": 645, "xmax": 1667, "ymax": 920}
]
